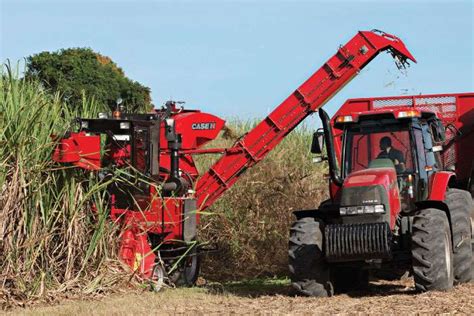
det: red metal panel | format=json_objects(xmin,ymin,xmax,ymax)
[
  {"xmin": 118, "ymin": 228, "xmax": 156, "ymax": 277},
  {"xmin": 52, "ymin": 132, "xmax": 101, "ymax": 170},
  {"xmin": 159, "ymin": 111, "xmax": 225, "ymax": 150},
  {"xmin": 427, "ymin": 171, "xmax": 456, "ymax": 201},
  {"xmin": 454, "ymin": 94, "xmax": 474, "ymax": 185},
  {"xmin": 196, "ymin": 30, "xmax": 416, "ymax": 210}
]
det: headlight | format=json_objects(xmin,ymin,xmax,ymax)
[
  {"xmin": 374, "ymin": 204, "xmax": 385, "ymax": 213},
  {"xmin": 120, "ymin": 122, "xmax": 130, "ymax": 129},
  {"xmin": 81, "ymin": 121, "xmax": 89, "ymax": 129},
  {"xmin": 364, "ymin": 205, "xmax": 375, "ymax": 214},
  {"xmin": 340, "ymin": 204, "xmax": 385, "ymax": 215}
]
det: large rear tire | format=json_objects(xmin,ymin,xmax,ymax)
[
  {"xmin": 445, "ymin": 189, "xmax": 473, "ymax": 284},
  {"xmin": 289, "ymin": 217, "xmax": 333, "ymax": 297},
  {"xmin": 411, "ymin": 208, "xmax": 454, "ymax": 291}
]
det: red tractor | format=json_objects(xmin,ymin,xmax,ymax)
[
  {"xmin": 290, "ymin": 93, "xmax": 474, "ymax": 296},
  {"xmin": 52, "ymin": 30, "xmax": 416, "ymax": 288}
]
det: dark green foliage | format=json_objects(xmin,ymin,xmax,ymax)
[{"xmin": 25, "ymin": 48, "xmax": 152, "ymax": 112}]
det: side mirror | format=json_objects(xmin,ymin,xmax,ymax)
[{"xmin": 311, "ymin": 130, "xmax": 325, "ymax": 154}]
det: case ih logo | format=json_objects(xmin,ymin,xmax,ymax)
[{"xmin": 192, "ymin": 122, "xmax": 216, "ymax": 130}]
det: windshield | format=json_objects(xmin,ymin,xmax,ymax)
[{"xmin": 343, "ymin": 121, "xmax": 415, "ymax": 177}]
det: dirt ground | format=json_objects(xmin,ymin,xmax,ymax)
[{"xmin": 6, "ymin": 278, "xmax": 474, "ymax": 315}]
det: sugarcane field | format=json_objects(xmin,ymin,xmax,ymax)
[{"xmin": 1, "ymin": 1, "xmax": 473, "ymax": 315}]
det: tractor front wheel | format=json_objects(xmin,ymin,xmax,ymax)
[
  {"xmin": 289, "ymin": 217, "xmax": 333, "ymax": 297},
  {"xmin": 411, "ymin": 208, "xmax": 454, "ymax": 291}
]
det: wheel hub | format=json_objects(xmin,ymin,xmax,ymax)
[{"xmin": 150, "ymin": 264, "xmax": 165, "ymax": 292}]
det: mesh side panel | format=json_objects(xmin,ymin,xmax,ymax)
[
  {"xmin": 372, "ymin": 96, "xmax": 458, "ymax": 120},
  {"xmin": 415, "ymin": 96, "xmax": 456, "ymax": 105},
  {"xmin": 443, "ymin": 128, "xmax": 457, "ymax": 168},
  {"xmin": 416, "ymin": 104, "xmax": 457, "ymax": 119},
  {"xmin": 373, "ymin": 98, "xmax": 413, "ymax": 108},
  {"xmin": 416, "ymin": 104, "xmax": 457, "ymax": 112}
]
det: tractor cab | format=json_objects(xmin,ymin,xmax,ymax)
[
  {"xmin": 313, "ymin": 108, "xmax": 446, "ymax": 225},
  {"xmin": 338, "ymin": 108, "xmax": 445, "ymax": 204}
]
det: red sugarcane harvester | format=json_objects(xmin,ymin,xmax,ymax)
[
  {"xmin": 52, "ymin": 30, "xmax": 416, "ymax": 288},
  {"xmin": 290, "ymin": 93, "xmax": 474, "ymax": 296}
]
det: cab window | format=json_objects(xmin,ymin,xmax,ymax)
[{"xmin": 344, "ymin": 122, "xmax": 414, "ymax": 176}]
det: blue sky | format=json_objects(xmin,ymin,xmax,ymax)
[{"xmin": 1, "ymin": 0, "xmax": 473, "ymax": 120}]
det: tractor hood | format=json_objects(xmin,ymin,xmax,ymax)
[
  {"xmin": 340, "ymin": 167, "xmax": 400, "ymax": 228},
  {"xmin": 344, "ymin": 167, "xmax": 397, "ymax": 192}
]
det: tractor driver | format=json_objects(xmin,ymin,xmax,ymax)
[{"xmin": 377, "ymin": 136, "xmax": 406, "ymax": 173}]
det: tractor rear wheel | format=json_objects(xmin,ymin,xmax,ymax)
[
  {"xmin": 411, "ymin": 208, "xmax": 454, "ymax": 291},
  {"xmin": 289, "ymin": 217, "xmax": 333, "ymax": 297},
  {"xmin": 445, "ymin": 189, "xmax": 473, "ymax": 284}
]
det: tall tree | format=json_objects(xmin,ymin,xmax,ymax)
[{"xmin": 25, "ymin": 48, "xmax": 152, "ymax": 112}]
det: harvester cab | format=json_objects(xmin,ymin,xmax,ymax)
[{"xmin": 292, "ymin": 93, "xmax": 474, "ymax": 297}]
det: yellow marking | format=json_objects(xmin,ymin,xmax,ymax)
[{"xmin": 133, "ymin": 253, "xmax": 142, "ymax": 271}]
